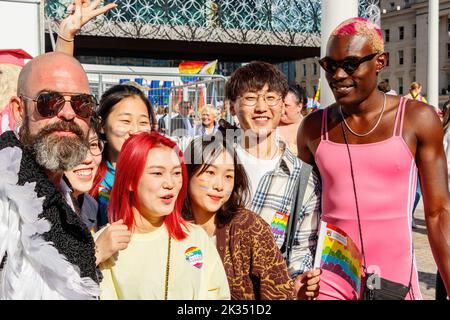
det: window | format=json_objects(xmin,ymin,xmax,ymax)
[
  {"xmin": 413, "ymin": 24, "xmax": 416, "ymax": 38},
  {"xmin": 386, "ymin": 51, "xmax": 390, "ymax": 66},
  {"xmin": 398, "ymin": 50, "xmax": 404, "ymax": 65},
  {"xmin": 412, "ymin": 48, "xmax": 416, "ymax": 64},
  {"xmin": 448, "ymin": 44, "xmax": 450, "ymax": 59},
  {"xmin": 385, "ymin": 29, "xmax": 390, "ymax": 42},
  {"xmin": 399, "ymin": 26, "xmax": 404, "ymax": 40},
  {"xmin": 303, "ymin": 64, "xmax": 307, "ymax": 77},
  {"xmin": 313, "ymin": 63, "xmax": 317, "ymax": 75},
  {"xmin": 398, "ymin": 77, "xmax": 404, "ymax": 95},
  {"xmin": 448, "ymin": 18, "xmax": 450, "ymax": 33},
  {"xmin": 390, "ymin": 2, "xmax": 395, "ymax": 9}
]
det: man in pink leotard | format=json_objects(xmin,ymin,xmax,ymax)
[{"xmin": 297, "ymin": 17, "xmax": 450, "ymax": 300}]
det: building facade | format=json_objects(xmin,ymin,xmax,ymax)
[
  {"xmin": 295, "ymin": 58, "xmax": 320, "ymax": 98},
  {"xmin": 296, "ymin": 0, "xmax": 450, "ymax": 105},
  {"xmin": 380, "ymin": 0, "xmax": 450, "ymax": 102}
]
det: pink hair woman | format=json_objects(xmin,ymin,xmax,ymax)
[{"xmin": 99, "ymin": 131, "xmax": 230, "ymax": 300}]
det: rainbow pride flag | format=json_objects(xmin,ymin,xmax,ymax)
[
  {"xmin": 314, "ymin": 221, "xmax": 363, "ymax": 295},
  {"xmin": 312, "ymin": 80, "xmax": 320, "ymax": 110},
  {"xmin": 178, "ymin": 60, "xmax": 218, "ymax": 83}
]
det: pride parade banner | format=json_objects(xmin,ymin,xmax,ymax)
[
  {"xmin": 178, "ymin": 60, "xmax": 218, "ymax": 83},
  {"xmin": 314, "ymin": 221, "xmax": 363, "ymax": 295}
]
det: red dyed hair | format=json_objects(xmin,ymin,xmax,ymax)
[
  {"xmin": 331, "ymin": 17, "xmax": 384, "ymax": 53},
  {"xmin": 108, "ymin": 131, "xmax": 188, "ymax": 240},
  {"xmin": 89, "ymin": 161, "xmax": 107, "ymax": 198}
]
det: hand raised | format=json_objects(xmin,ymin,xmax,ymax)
[
  {"xmin": 59, "ymin": 0, "xmax": 117, "ymax": 40},
  {"xmin": 95, "ymin": 219, "xmax": 131, "ymax": 266}
]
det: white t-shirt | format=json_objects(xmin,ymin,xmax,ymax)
[
  {"xmin": 99, "ymin": 223, "xmax": 230, "ymax": 300},
  {"xmin": 235, "ymin": 144, "xmax": 281, "ymax": 200}
]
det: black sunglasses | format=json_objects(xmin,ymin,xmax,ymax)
[
  {"xmin": 20, "ymin": 91, "xmax": 97, "ymax": 118},
  {"xmin": 318, "ymin": 53, "xmax": 379, "ymax": 75}
]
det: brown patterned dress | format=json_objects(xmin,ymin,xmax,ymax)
[{"xmin": 216, "ymin": 209, "xmax": 295, "ymax": 300}]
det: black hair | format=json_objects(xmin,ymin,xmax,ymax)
[
  {"xmin": 288, "ymin": 84, "xmax": 308, "ymax": 106},
  {"xmin": 95, "ymin": 84, "xmax": 156, "ymax": 136},
  {"xmin": 183, "ymin": 126, "xmax": 250, "ymax": 226}
]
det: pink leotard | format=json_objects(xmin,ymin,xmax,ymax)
[{"xmin": 315, "ymin": 97, "xmax": 422, "ymax": 300}]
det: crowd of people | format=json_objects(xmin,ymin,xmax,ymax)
[{"xmin": 0, "ymin": 1, "xmax": 449, "ymax": 301}]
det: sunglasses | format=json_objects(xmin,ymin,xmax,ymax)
[
  {"xmin": 318, "ymin": 53, "xmax": 379, "ymax": 75},
  {"xmin": 20, "ymin": 91, "xmax": 97, "ymax": 118}
]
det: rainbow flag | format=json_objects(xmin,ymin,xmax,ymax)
[
  {"xmin": 178, "ymin": 60, "xmax": 218, "ymax": 83},
  {"xmin": 312, "ymin": 80, "xmax": 321, "ymax": 110},
  {"xmin": 314, "ymin": 221, "xmax": 363, "ymax": 295}
]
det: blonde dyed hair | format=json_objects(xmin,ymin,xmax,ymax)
[
  {"xmin": 0, "ymin": 63, "xmax": 21, "ymax": 112},
  {"xmin": 330, "ymin": 17, "xmax": 384, "ymax": 53}
]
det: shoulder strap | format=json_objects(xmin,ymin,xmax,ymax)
[
  {"xmin": 281, "ymin": 162, "xmax": 313, "ymax": 265},
  {"xmin": 321, "ymin": 108, "xmax": 329, "ymax": 141}
]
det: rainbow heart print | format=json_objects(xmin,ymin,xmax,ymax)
[
  {"xmin": 185, "ymin": 247, "xmax": 203, "ymax": 269},
  {"xmin": 271, "ymin": 211, "xmax": 289, "ymax": 236}
]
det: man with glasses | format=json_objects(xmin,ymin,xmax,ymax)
[
  {"xmin": 0, "ymin": 52, "xmax": 100, "ymax": 299},
  {"xmin": 225, "ymin": 61, "xmax": 321, "ymax": 299},
  {"xmin": 298, "ymin": 17, "xmax": 450, "ymax": 299}
]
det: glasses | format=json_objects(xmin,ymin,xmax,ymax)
[
  {"xmin": 239, "ymin": 92, "xmax": 282, "ymax": 108},
  {"xmin": 88, "ymin": 138, "xmax": 105, "ymax": 156},
  {"xmin": 318, "ymin": 53, "xmax": 379, "ymax": 75},
  {"xmin": 20, "ymin": 91, "xmax": 97, "ymax": 118}
]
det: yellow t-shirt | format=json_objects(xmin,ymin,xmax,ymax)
[{"xmin": 99, "ymin": 223, "xmax": 230, "ymax": 300}]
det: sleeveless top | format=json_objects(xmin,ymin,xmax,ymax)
[{"xmin": 315, "ymin": 97, "xmax": 422, "ymax": 300}]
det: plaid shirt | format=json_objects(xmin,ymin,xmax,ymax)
[{"xmin": 245, "ymin": 142, "xmax": 322, "ymax": 277}]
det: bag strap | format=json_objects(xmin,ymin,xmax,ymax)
[
  {"xmin": 340, "ymin": 122, "xmax": 414, "ymax": 297},
  {"xmin": 340, "ymin": 123, "xmax": 368, "ymax": 270},
  {"xmin": 282, "ymin": 162, "xmax": 313, "ymax": 266}
]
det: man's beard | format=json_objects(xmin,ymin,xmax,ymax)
[{"xmin": 20, "ymin": 120, "xmax": 88, "ymax": 172}]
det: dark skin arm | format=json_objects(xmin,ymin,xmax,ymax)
[
  {"xmin": 297, "ymin": 108, "xmax": 327, "ymax": 166},
  {"xmin": 410, "ymin": 101, "xmax": 450, "ymax": 295},
  {"xmin": 298, "ymin": 100, "xmax": 450, "ymax": 296}
]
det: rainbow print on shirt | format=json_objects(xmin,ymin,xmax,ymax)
[
  {"xmin": 185, "ymin": 247, "xmax": 203, "ymax": 269},
  {"xmin": 271, "ymin": 211, "xmax": 289, "ymax": 236}
]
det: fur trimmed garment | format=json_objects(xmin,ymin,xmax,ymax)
[{"xmin": 0, "ymin": 131, "xmax": 99, "ymax": 299}]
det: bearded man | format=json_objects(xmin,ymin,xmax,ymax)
[{"xmin": 0, "ymin": 52, "xmax": 99, "ymax": 299}]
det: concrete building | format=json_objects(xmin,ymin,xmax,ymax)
[
  {"xmin": 296, "ymin": 58, "xmax": 321, "ymax": 98},
  {"xmin": 296, "ymin": 0, "xmax": 450, "ymax": 105},
  {"xmin": 379, "ymin": 0, "xmax": 450, "ymax": 104}
]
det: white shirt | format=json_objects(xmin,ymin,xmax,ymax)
[
  {"xmin": 59, "ymin": 179, "xmax": 76, "ymax": 212},
  {"xmin": 235, "ymin": 144, "xmax": 281, "ymax": 200}
]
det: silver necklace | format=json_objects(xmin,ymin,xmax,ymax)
[{"xmin": 339, "ymin": 93, "xmax": 386, "ymax": 137}]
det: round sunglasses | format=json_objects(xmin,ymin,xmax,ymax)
[
  {"xmin": 318, "ymin": 53, "xmax": 379, "ymax": 75},
  {"xmin": 20, "ymin": 91, "xmax": 97, "ymax": 118}
]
